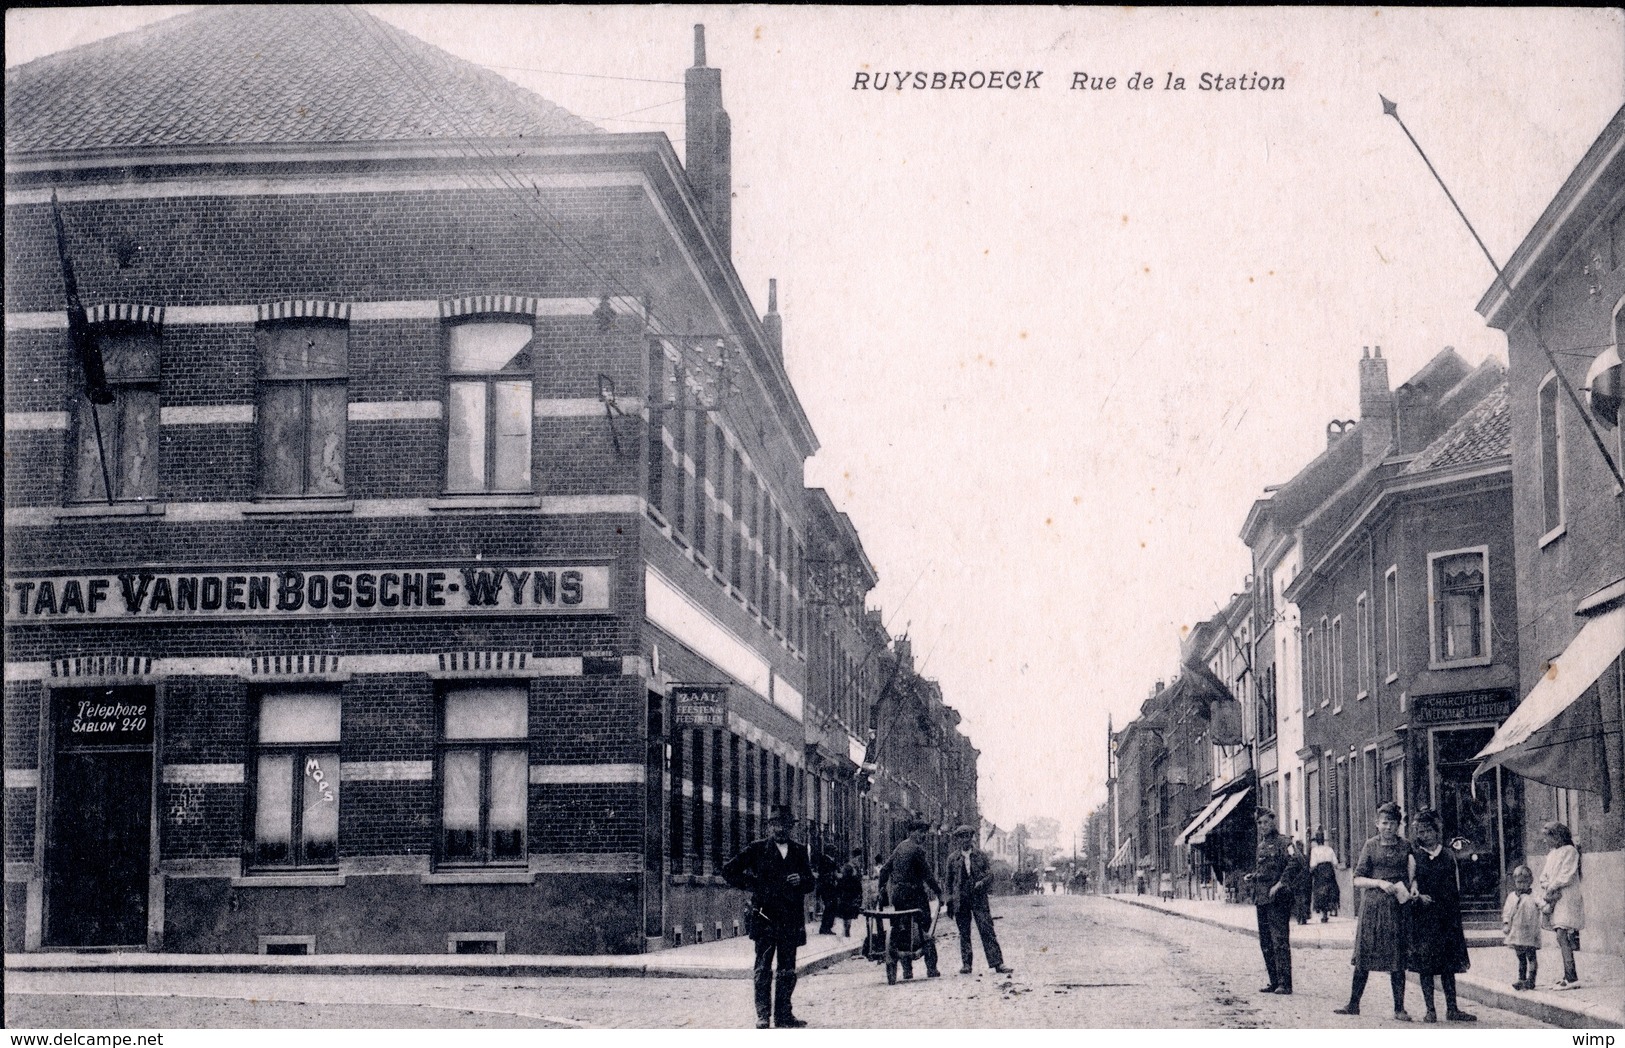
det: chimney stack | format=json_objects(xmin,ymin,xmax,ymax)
[
  {"xmin": 1358, "ymin": 345, "xmax": 1394, "ymax": 461},
  {"xmin": 762, "ymin": 279, "xmax": 783, "ymax": 361},
  {"xmin": 685, "ymin": 25, "xmax": 733, "ymax": 255}
]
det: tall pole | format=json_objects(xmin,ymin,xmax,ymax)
[{"xmin": 1381, "ymin": 96, "xmax": 1625, "ymax": 490}]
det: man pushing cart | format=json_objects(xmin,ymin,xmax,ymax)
[{"xmin": 874, "ymin": 818, "xmax": 943, "ymax": 981}]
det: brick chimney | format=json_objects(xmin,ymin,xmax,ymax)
[
  {"xmin": 1358, "ymin": 345, "xmax": 1394, "ymax": 461},
  {"xmin": 762, "ymin": 279, "xmax": 783, "ymax": 361},
  {"xmin": 685, "ymin": 25, "xmax": 732, "ymax": 255}
]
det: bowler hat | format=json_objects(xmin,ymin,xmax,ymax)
[{"xmin": 767, "ymin": 803, "xmax": 794, "ymax": 824}]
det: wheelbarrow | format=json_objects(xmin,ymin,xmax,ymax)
[{"xmin": 859, "ymin": 906, "xmax": 934, "ymax": 985}]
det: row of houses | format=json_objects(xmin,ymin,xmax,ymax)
[
  {"xmin": 1, "ymin": 7, "xmax": 977, "ymax": 956},
  {"xmin": 1092, "ymin": 106, "xmax": 1625, "ymax": 953}
]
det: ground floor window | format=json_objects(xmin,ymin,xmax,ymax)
[
  {"xmin": 439, "ymin": 684, "xmax": 528, "ymax": 865},
  {"xmin": 252, "ymin": 690, "xmax": 341, "ymax": 868}
]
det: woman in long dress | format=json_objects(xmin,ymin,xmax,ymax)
[
  {"xmin": 1333, "ymin": 802, "xmax": 1413, "ymax": 1021},
  {"xmin": 1537, "ymin": 821, "xmax": 1585, "ymax": 989},
  {"xmin": 1406, "ymin": 809, "xmax": 1474, "ymax": 1022},
  {"xmin": 1309, "ymin": 829, "xmax": 1340, "ymax": 921}
]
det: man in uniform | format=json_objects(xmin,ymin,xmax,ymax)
[
  {"xmin": 1247, "ymin": 807, "xmax": 1296, "ymax": 995},
  {"xmin": 878, "ymin": 818, "xmax": 943, "ymax": 979},
  {"xmin": 945, "ymin": 824, "xmax": 1013, "ymax": 975},
  {"xmin": 722, "ymin": 803, "xmax": 814, "ymax": 1028}
]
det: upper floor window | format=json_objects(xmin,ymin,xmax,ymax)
[
  {"xmin": 1330, "ymin": 615, "xmax": 1345, "ymax": 711},
  {"xmin": 1383, "ymin": 566, "xmax": 1399, "ymax": 680},
  {"xmin": 1430, "ymin": 548, "xmax": 1490, "ymax": 665},
  {"xmin": 446, "ymin": 320, "xmax": 533, "ymax": 493},
  {"xmin": 1538, "ymin": 373, "xmax": 1565, "ymax": 537},
  {"xmin": 72, "ymin": 326, "xmax": 159, "ymax": 503},
  {"xmin": 258, "ymin": 321, "xmax": 347, "ymax": 497},
  {"xmin": 439, "ymin": 684, "xmax": 528, "ymax": 865},
  {"xmin": 1303, "ymin": 626, "xmax": 1317, "ymax": 712},
  {"xmin": 251, "ymin": 690, "xmax": 341, "ymax": 868},
  {"xmin": 1355, "ymin": 592, "xmax": 1371, "ymax": 697}
]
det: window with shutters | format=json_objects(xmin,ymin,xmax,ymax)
[
  {"xmin": 258, "ymin": 321, "xmax": 347, "ymax": 497},
  {"xmin": 445, "ymin": 320, "xmax": 533, "ymax": 493},
  {"xmin": 71, "ymin": 326, "xmax": 160, "ymax": 503}
]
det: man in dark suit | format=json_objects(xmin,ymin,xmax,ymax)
[
  {"xmin": 878, "ymin": 818, "xmax": 942, "ymax": 979},
  {"xmin": 721, "ymin": 803, "xmax": 814, "ymax": 1028},
  {"xmin": 1247, "ymin": 807, "xmax": 1296, "ymax": 995},
  {"xmin": 945, "ymin": 824, "xmax": 1013, "ymax": 974}
]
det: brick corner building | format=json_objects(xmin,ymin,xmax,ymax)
[{"xmin": 3, "ymin": 6, "xmax": 844, "ymax": 956}]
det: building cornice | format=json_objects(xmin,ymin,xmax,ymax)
[
  {"xmin": 1285, "ymin": 459, "xmax": 1510, "ymax": 604},
  {"xmin": 1476, "ymin": 106, "xmax": 1625, "ymax": 329}
]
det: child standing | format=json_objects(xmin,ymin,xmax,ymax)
[
  {"xmin": 1537, "ymin": 821, "xmax": 1585, "ymax": 990},
  {"xmin": 1502, "ymin": 865, "xmax": 1542, "ymax": 990},
  {"xmin": 1407, "ymin": 809, "xmax": 1474, "ymax": 1023}
]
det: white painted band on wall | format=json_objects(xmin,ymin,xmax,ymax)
[
  {"xmin": 4, "ymin": 412, "xmax": 70, "ymax": 431},
  {"xmin": 348, "ymin": 400, "xmax": 442, "ymax": 422},
  {"xmin": 529, "ymin": 764, "xmax": 645, "ymax": 785},
  {"xmin": 771, "ymin": 675, "xmax": 805, "ymax": 723},
  {"xmin": 645, "ymin": 565, "xmax": 772, "ymax": 701},
  {"xmin": 342, "ymin": 761, "xmax": 433, "ymax": 782},
  {"xmin": 161, "ymin": 763, "xmax": 245, "ymax": 785},
  {"xmin": 4, "ymin": 768, "xmax": 40, "ymax": 789},
  {"xmin": 160, "ymin": 404, "xmax": 255, "ymax": 426}
]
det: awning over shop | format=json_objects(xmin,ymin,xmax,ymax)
[
  {"xmin": 1108, "ymin": 838, "xmax": 1135, "ymax": 869},
  {"xmin": 1475, "ymin": 604, "xmax": 1624, "ymax": 808},
  {"xmin": 1186, "ymin": 787, "xmax": 1252, "ymax": 847},
  {"xmin": 1174, "ymin": 794, "xmax": 1228, "ymax": 848}
]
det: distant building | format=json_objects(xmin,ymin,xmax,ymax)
[{"xmin": 1287, "ymin": 348, "xmax": 1519, "ymax": 919}]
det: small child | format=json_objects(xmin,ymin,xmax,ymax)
[{"xmin": 1502, "ymin": 865, "xmax": 1542, "ymax": 990}]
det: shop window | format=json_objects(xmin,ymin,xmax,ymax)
[
  {"xmin": 251, "ymin": 690, "xmax": 341, "ymax": 868},
  {"xmin": 1429, "ymin": 548, "xmax": 1490, "ymax": 665},
  {"xmin": 71, "ymin": 327, "xmax": 160, "ymax": 503},
  {"xmin": 439, "ymin": 685, "xmax": 528, "ymax": 865},
  {"xmin": 1538, "ymin": 374, "xmax": 1565, "ymax": 537},
  {"xmin": 257, "ymin": 321, "xmax": 347, "ymax": 497},
  {"xmin": 445, "ymin": 320, "xmax": 533, "ymax": 493}
]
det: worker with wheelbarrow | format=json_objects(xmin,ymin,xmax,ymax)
[{"xmin": 877, "ymin": 818, "xmax": 943, "ymax": 981}]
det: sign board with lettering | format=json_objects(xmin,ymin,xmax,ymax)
[
  {"xmin": 6, "ymin": 564, "xmax": 611, "ymax": 622},
  {"xmin": 1412, "ymin": 690, "xmax": 1514, "ymax": 726},
  {"xmin": 673, "ymin": 685, "xmax": 729, "ymax": 728},
  {"xmin": 56, "ymin": 686, "xmax": 154, "ymax": 748}
]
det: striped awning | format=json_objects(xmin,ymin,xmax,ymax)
[
  {"xmin": 1174, "ymin": 793, "xmax": 1228, "ymax": 847},
  {"xmin": 1185, "ymin": 787, "xmax": 1252, "ymax": 847}
]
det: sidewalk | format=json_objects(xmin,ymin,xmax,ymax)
[
  {"xmin": 1106, "ymin": 893, "xmax": 1622, "ymax": 1029},
  {"xmin": 2, "ymin": 921, "xmax": 862, "ymax": 981}
]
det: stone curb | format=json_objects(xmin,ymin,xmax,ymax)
[
  {"xmin": 1105, "ymin": 895, "xmax": 1616, "ymax": 1029},
  {"xmin": 2, "ymin": 943, "xmax": 864, "ymax": 982}
]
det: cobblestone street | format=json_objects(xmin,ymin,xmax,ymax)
[{"xmin": 6, "ymin": 896, "xmax": 1556, "ymax": 1029}]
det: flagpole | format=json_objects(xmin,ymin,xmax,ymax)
[
  {"xmin": 1381, "ymin": 96, "xmax": 1625, "ymax": 490},
  {"xmin": 49, "ymin": 191, "xmax": 115, "ymax": 505}
]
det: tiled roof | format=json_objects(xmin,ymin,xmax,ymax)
[
  {"xmin": 1403, "ymin": 381, "xmax": 1510, "ymax": 473},
  {"xmin": 5, "ymin": 6, "xmax": 598, "ymax": 156}
]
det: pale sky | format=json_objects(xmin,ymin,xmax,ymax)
[{"xmin": 8, "ymin": 7, "xmax": 1624, "ymax": 840}]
